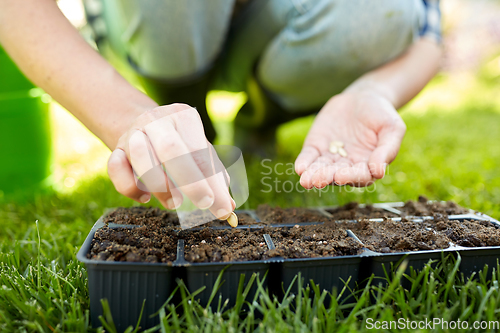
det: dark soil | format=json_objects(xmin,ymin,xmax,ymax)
[
  {"xmin": 104, "ymin": 207, "xmax": 179, "ymax": 227},
  {"xmin": 182, "ymin": 228, "xmax": 274, "ymax": 263},
  {"xmin": 88, "ymin": 197, "xmax": 484, "ymax": 262},
  {"xmin": 182, "ymin": 210, "xmax": 257, "ymax": 227},
  {"xmin": 326, "ymin": 202, "xmax": 398, "ymax": 220},
  {"xmin": 351, "ymin": 219, "xmax": 451, "ymax": 253},
  {"xmin": 103, "ymin": 206, "xmax": 255, "ymax": 228},
  {"xmin": 266, "ymin": 223, "xmax": 364, "ymax": 258},
  {"xmin": 399, "ymin": 195, "xmax": 469, "ymax": 217},
  {"xmin": 350, "ymin": 216, "xmax": 500, "ymax": 253},
  {"xmin": 429, "ymin": 219, "xmax": 500, "ymax": 247},
  {"xmin": 87, "ymin": 225, "xmax": 178, "ymax": 263},
  {"xmin": 256, "ymin": 205, "xmax": 330, "ymax": 224}
]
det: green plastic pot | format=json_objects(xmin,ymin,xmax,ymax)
[
  {"xmin": 0, "ymin": 46, "xmax": 35, "ymax": 92},
  {"xmin": 0, "ymin": 90, "xmax": 52, "ymax": 194}
]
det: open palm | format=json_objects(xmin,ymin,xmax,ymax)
[{"xmin": 295, "ymin": 92, "xmax": 406, "ymax": 189}]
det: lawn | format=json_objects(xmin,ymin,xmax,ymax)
[{"xmin": 2, "ymin": 61, "xmax": 500, "ymax": 331}]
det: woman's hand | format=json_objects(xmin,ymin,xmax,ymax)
[
  {"xmin": 295, "ymin": 91, "xmax": 406, "ymax": 188},
  {"xmin": 108, "ymin": 104, "xmax": 235, "ymax": 219}
]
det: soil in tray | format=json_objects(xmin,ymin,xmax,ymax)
[
  {"xmin": 104, "ymin": 207, "xmax": 179, "ymax": 227},
  {"xmin": 325, "ymin": 202, "xmax": 398, "ymax": 219},
  {"xmin": 429, "ymin": 219, "xmax": 500, "ymax": 247},
  {"xmin": 351, "ymin": 219, "xmax": 452, "ymax": 253},
  {"xmin": 104, "ymin": 206, "xmax": 256, "ymax": 227},
  {"xmin": 87, "ymin": 225, "xmax": 178, "ymax": 263},
  {"xmin": 180, "ymin": 209, "xmax": 257, "ymax": 227},
  {"xmin": 181, "ymin": 228, "xmax": 274, "ymax": 263},
  {"xmin": 183, "ymin": 223, "xmax": 364, "ymax": 262},
  {"xmin": 351, "ymin": 217, "xmax": 500, "ymax": 253},
  {"xmin": 256, "ymin": 204, "xmax": 330, "ymax": 224},
  {"xmin": 399, "ymin": 196, "xmax": 468, "ymax": 216},
  {"xmin": 266, "ymin": 223, "xmax": 364, "ymax": 258},
  {"xmin": 89, "ymin": 219, "xmax": 363, "ymax": 263}
]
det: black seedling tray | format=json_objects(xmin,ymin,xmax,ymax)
[{"xmin": 77, "ymin": 202, "xmax": 500, "ymax": 331}]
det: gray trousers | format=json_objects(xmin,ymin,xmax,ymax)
[{"xmin": 89, "ymin": 0, "xmax": 426, "ymax": 131}]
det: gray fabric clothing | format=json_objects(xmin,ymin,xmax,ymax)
[{"xmin": 86, "ymin": 0, "xmax": 439, "ymax": 112}]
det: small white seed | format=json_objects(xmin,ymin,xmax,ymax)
[
  {"xmin": 217, "ymin": 236, "xmax": 222, "ymax": 240},
  {"xmin": 338, "ymin": 147, "xmax": 348, "ymax": 157},
  {"xmin": 201, "ymin": 240, "xmax": 206, "ymax": 244},
  {"xmin": 329, "ymin": 143, "xmax": 338, "ymax": 154},
  {"xmin": 259, "ymin": 242, "xmax": 265, "ymax": 247},
  {"xmin": 226, "ymin": 212, "xmax": 238, "ymax": 228},
  {"xmin": 331, "ymin": 140, "xmax": 344, "ymax": 148},
  {"xmin": 318, "ymin": 241, "xmax": 323, "ymax": 245},
  {"xmin": 294, "ymin": 225, "xmax": 300, "ymax": 229}
]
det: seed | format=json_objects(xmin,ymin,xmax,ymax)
[
  {"xmin": 318, "ymin": 241, "xmax": 323, "ymax": 245},
  {"xmin": 331, "ymin": 140, "xmax": 344, "ymax": 148},
  {"xmin": 201, "ymin": 240, "xmax": 206, "ymax": 244},
  {"xmin": 329, "ymin": 143, "xmax": 338, "ymax": 154},
  {"xmin": 226, "ymin": 212, "xmax": 238, "ymax": 228},
  {"xmin": 259, "ymin": 242, "xmax": 265, "ymax": 247},
  {"xmin": 338, "ymin": 147, "xmax": 348, "ymax": 157},
  {"xmin": 294, "ymin": 225, "xmax": 300, "ymax": 229},
  {"xmin": 217, "ymin": 236, "xmax": 222, "ymax": 240}
]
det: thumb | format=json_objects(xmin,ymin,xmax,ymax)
[{"xmin": 368, "ymin": 119, "xmax": 406, "ymax": 179}]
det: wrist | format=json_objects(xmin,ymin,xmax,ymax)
[
  {"xmin": 102, "ymin": 102, "xmax": 157, "ymax": 150},
  {"xmin": 343, "ymin": 81, "xmax": 397, "ymax": 106}
]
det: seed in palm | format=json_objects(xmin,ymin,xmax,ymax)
[
  {"xmin": 329, "ymin": 140, "xmax": 348, "ymax": 157},
  {"xmin": 329, "ymin": 143, "xmax": 339, "ymax": 154}
]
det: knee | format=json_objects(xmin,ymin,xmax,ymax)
[
  {"xmin": 105, "ymin": 0, "xmax": 234, "ymax": 81},
  {"xmin": 256, "ymin": 0, "xmax": 423, "ymax": 111}
]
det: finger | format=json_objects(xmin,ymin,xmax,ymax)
[
  {"xmin": 207, "ymin": 171, "xmax": 234, "ymax": 219},
  {"xmin": 299, "ymin": 155, "xmax": 337, "ymax": 189},
  {"xmin": 107, "ymin": 149, "xmax": 151, "ymax": 203},
  {"xmin": 311, "ymin": 159, "xmax": 352, "ymax": 189},
  {"xmin": 368, "ymin": 120, "xmax": 406, "ymax": 179},
  {"xmin": 144, "ymin": 113, "xmax": 215, "ymax": 210},
  {"xmin": 201, "ymin": 143, "xmax": 233, "ymax": 219},
  {"xmin": 155, "ymin": 176, "xmax": 184, "ymax": 210},
  {"xmin": 127, "ymin": 130, "xmax": 173, "ymax": 196},
  {"xmin": 173, "ymin": 108, "xmax": 233, "ymax": 218},
  {"xmin": 334, "ymin": 162, "xmax": 374, "ymax": 187},
  {"xmin": 174, "ymin": 107, "xmax": 233, "ymax": 219},
  {"xmin": 295, "ymin": 146, "xmax": 321, "ymax": 175}
]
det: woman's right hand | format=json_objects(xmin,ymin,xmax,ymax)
[{"xmin": 107, "ymin": 103, "xmax": 235, "ymax": 220}]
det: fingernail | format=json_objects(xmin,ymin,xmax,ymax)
[
  {"xmin": 166, "ymin": 198, "xmax": 175, "ymax": 210},
  {"xmin": 139, "ymin": 194, "xmax": 151, "ymax": 203},
  {"xmin": 216, "ymin": 209, "xmax": 231, "ymax": 220},
  {"xmin": 198, "ymin": 196, "xmax": 214, "ymax": 210}
]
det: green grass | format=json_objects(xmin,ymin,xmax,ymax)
[{"xmin": 2, "ymin": 69, "xmax": 500, "ymax": 331}]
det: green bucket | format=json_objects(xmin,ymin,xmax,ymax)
[
  {"xmin": 0, "ymin": 46, "xmax": 35, "ymax": 92},
  {"xmin": 0, "ymin": 90, "xmax": 52, "ymax": 194}
]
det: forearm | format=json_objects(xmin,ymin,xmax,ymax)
[
  {"xmin": 0, "ymin": 0, "xmax": 157, "ymax": 148},
  {"xmin": 344, "ymin": 38, "xmax": 442, "ymax": 109}
]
